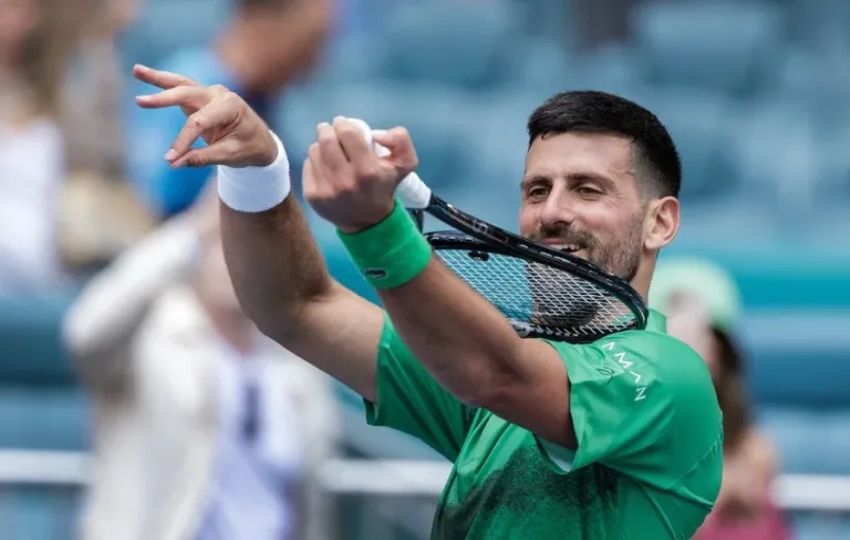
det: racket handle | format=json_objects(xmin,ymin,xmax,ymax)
[
  {"xmin": 346, "ymin": 117, "xmax": 432, "ymax": 210},
  {"xmin": 396, "ymin": 173, "xmax": 430, "ymax": 210}
]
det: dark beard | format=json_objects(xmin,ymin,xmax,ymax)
[{"xmin": 528, "ymin": 216, "xmax": 643, "ymax": 283}]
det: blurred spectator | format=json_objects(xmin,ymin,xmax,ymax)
[
  {"xmin": 0, "ymin": 0, "xmax": 88, "ymax": 293},
  {"xmin": 57, "ymin": 0, "xmax": 157, "ymax": 271},
  {"xmin": 63, "ymin": 183, "xmax": 339, "ymax": 540},
  {"xmin": 128, "ymin": 0, "xmax": 334, "ymax": 219},
  {"xmin": 650, "ymin": 257, "xmax": 791, "ymax": 540}
]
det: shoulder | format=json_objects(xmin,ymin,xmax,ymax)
[
  {"xmin": 547, "ymin": 330, "xmax": 711, "ymax": 387},
  {"xmin": 602, "ymin": 330, "xmax": 713, "ymax": 388},
  {"xmin": 548, "ymin": 330, "xmax": 720, "ymax": 426}
]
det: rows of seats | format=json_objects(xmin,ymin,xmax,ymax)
[{"xmin": 123, "ymin": 0, "xmax": 850, "ymax": 219}]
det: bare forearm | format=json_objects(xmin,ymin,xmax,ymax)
[
  {"xmin": 377, "ymin": 259, "xmax": 527, "ymax": 405},
  {"xmin": 220, "ymin": 196, "xmax": 333, "ymax": 335}
]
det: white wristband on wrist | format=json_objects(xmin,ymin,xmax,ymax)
[{"xmin": 217, "ymin": 130, "xmax": 291, "ymax": 212}]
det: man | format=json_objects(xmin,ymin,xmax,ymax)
[
  {"xmin": 128, "ymin": 0, "xmax": 333, "ymax": 218},
  {"xmin": 134, "ymin": 63, "xmax": 723, "ymax": 539},
  {"xmin": 63, "ymin": 183, "xmax": 338, "ymax": 540}
]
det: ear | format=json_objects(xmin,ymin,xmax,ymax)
[{"xmin": 644, "ymin": 196, "xmax": 679, "ymax": 252}]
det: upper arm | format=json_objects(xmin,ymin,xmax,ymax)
[
  {"xmin": 272, "ymin": 282, "xmax": 384, "ymax": 402},
  {"xmin": 476, "ymin": 338, "xmax": 576, "ymax": 448},
  {"xmin": 268, "ymin": 284, "xmax": 472, "ymax": 461},
  {"xmin": 63, "ymin": 219, "xmax": 200, "ymax": 390}
]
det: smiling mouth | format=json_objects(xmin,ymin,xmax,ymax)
[{"xmin": 544, "ymin": 244, "xmax": 583, "ymax": 255}]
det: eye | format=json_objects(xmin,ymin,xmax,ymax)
[
  {"xmin": 527, "ymin": 185, "xmax": 550, "ymax": 199},
  {"xmin": 575, "ymin": 185, "xmax": 603, "ymax": 196}
]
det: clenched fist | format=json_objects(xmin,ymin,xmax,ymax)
[
  {"xmin": 133, "ymin": 64, "xmax": 278, "ymax": 169},
  {"xmin": 303, "ymin": 117, "xmax": 419, "ymax": 233}
]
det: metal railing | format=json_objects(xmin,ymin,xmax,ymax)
[{"xmin": 1, "ymin": 450, "xmax": 849, "ymax": 512}]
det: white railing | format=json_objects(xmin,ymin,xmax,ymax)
[{"xmin": 0, "ymin": 450, "xmax": 849, "ymax": 512}]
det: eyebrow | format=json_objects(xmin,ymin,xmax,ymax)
[{"xmin": 520, "ymin": 172, "xmax": 614, "ymax": 189}]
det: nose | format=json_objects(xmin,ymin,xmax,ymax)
[{"xmin": 538, "ymin": 188, "xmax": 577, "ymax": 229}]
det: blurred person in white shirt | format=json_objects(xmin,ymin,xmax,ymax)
[
  {"xmin": 0, "ymin": 0, "xmax": 88, "ymax": 292},
  {"xmin": 63, "ymin": 182, "xmax": 339, "ymax": 540}
]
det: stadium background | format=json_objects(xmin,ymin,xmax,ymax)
[{"xmin": 2, "ymin": 0, "xmax": 850, "ymax": 538}]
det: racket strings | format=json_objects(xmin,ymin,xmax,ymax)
[{"xmin": 434, "ymin": 247, "xmax": 637, "ymax": 341}]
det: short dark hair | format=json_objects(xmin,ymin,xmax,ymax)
[{"xmin": 527, "ymin": 90, "xmax": 681, "ymax": 199}]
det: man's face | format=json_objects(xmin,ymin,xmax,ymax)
[{"xmin": 518, "ymin": 132, "xmax": 648, "ymax": 283}]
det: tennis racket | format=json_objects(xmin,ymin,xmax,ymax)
[{"xmin": 347, "ymin": 118, "xmax": 648, "ymax": 344}]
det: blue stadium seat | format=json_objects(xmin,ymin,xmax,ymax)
[
  {"xmin": 571, "ymin": 45, "xmax": 645, "ymax": 97},
  {"xmin": 377, "ymin": 2, "xmax": 526, "ymax": 89},
  {"xmin": 632, "ymin": 1, "xmax": 786, "ymax": 95},
  {"xmin": 0, "ymin": 292, "xmax": 89, "ymax": 539},
  {"xmin": 0, "ymin": 292, "xmax": 79, "ymax": 386},
  {"xmin": 0, "ymin": 485, "xmax": 80, "ymax": 540},
  {"xmin": 0, "ymin": 387, "xmax": 89, "ymax": 451},
  {"xmin": 725, "ymin": 99, "xmax": 818, "ymax": 214},
  {"xmin": 758, "ymin": 409, "xmax": 850, "ymax": 475},
  {"xmin": 0, "ymin": 292, "xmax": 91, "ymax": 450},
  {"xmin": 792, "ymin": 512, "xmax": 850, "ymax": 540}
]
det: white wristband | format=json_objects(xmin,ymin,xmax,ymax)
[{"xmin": 217, "ymin": 130, "xmax": 291, "ymax": 212}]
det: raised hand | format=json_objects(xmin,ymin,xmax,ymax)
[
  {"xmin": 133, "ymin": 64, "xmax": 277, "ymax": 169},
  {"xmin": 303, "ymin": 117, "xmax": 419, "ymax": 232}
]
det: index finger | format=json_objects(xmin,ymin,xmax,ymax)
[
  {"xmin": 135, "ymin": 86, "xmax": 213, "ymax": 110},
  {"xmin": 133, "ymin": 64, "xmax": 200, "ymax": 90}
]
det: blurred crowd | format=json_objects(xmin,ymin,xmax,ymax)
[{"xmin": 1, "ymin": 0, "xmax": 849, "ymax": 539}]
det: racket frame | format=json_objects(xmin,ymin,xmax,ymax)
[{"xmin": 410, "ymin": 196, "xmax": 649, "ymax": 335}]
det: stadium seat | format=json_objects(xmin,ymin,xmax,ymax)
[
  {"xmin": 758, "ymin": 408, "xmax": 850, "ymax": 475},
  {"xmin": 0, "ymin": 292, "xmax": 80, "ymax": 386},
  {"xmin": 792, "ymin": 512, "xmax": 850, "ymax": 540},
  {"xmin": 377, "ymin": 2, "xmax": 527, "ymax": 89},
  {"xmin": 0, "ymin": 292, "xmax": 89, "ymax": 539},
  {"xmin": 0, "ymin": 387, "xmax": 90, "ymax": 451},
  {"xmin": 0, "ymin": 292, "xmax": 91, "ymax": 450},
  {"xmin": 632, "ymin": 1, "xmax": 786, "ymax": 96},
  {"xmin": 725, "ymin": 99, "xmax": 818, "ymax": 215},
  {"xmin": 0, "ymin": 485, "xmax": 80, "ymax": 540}
]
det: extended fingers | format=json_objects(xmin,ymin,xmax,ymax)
[
  {"xmin": 135, "ymin": 85, "xmax": 213, "ymax": 110},
  {"xmin": 133, "ymin": 64, "xmax": 200, "ymax": 90}
]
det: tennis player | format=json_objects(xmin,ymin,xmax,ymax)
[{"xmin": 135, "ymin": 64, "xmax": 723, "ymax": 539}]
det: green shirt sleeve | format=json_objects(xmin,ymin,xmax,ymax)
[
  {"xmin": 364, "ymin": 315, "xmax": 473, "ymax": 462},
  {"xmin": 538, "ymin": 331, "xmax": 723, "ymax": 493}
]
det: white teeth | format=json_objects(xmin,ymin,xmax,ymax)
[{"xmin": 550, "ymin": 244, "xmax": 580, "ymax": 253}]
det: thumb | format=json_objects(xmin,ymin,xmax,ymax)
[{"xmin": 373, "ymin": 127, "xmax": 418, "ymax": 174}]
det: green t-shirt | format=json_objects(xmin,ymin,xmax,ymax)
[{"xmin": 364, "ymin": 310, "xmax": 723, "ymax": 539}]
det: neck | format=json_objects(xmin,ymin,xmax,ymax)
[{"xmin": 632, "ymin": 255, "xmax": 657, "ymax": 302}]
